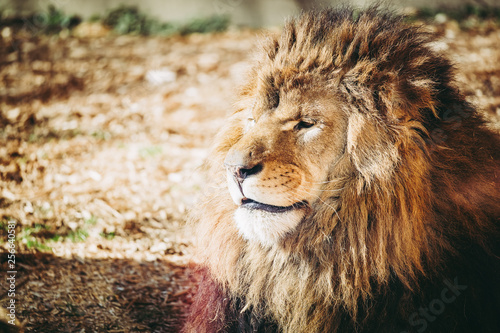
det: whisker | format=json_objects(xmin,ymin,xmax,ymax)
[
  {"xmin": 297, "ymin": 184, "xmax": 345, "ymax": 192},
  {"xmin": 285, "ymin": 185, "xmax": 343, "ymax": 224},
  {"xmin": 307, "ymin": 179, "xmax": 343, "ymax": 184}
]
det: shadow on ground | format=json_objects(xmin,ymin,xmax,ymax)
[{"xmin": 1, "ymin": 252, "xmax": 197, "ymax": 332}]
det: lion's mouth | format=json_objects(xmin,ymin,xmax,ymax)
[{"xmin": 241, "ymin": 198, "xmax": 307, "ymax": 213}]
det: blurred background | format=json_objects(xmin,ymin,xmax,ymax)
[
  {"xmin": 0, "ymin": 0, "xmax": 499, "ymax": 332},
  {"xmin": 3, "ymin": 0, "xmax": 500, "ymax": 27}
]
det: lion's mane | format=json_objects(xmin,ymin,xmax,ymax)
[{"xmin": 184, "ymin": 7, "xmax": 500, "ymax": 333}]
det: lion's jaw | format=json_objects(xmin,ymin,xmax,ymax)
[
  {"xmin": 234, "ymin": 205, "xmax": 306, "ymax": 246},
  {"xmin": 226, "ymin": 168, "xmax": 309, "ymax": 246}
]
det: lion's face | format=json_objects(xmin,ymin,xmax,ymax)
[{"xmin": 224, "ymin": 83, "xmax": 348, "ymax": 246}]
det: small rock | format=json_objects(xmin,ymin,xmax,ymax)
[
  {"xmin": 146, "ymin": 69, "xmax": 177, "ymax": 85},
  {"xmin": 150, "ymin": 242, "xmax": 168, "ymax": 253},
  {"xmin": 435, "ymin": 13, "xmax": 448, "ymax": 24},
  {"xmin": 168, "ymin": 172, "xmax": 183, "ymax": 183},
  {"xmin": 197, "ymin": 53, "xmax": 220, "ymax": 71},
  {"xmin": 24, "ymin": 201, "xmax": 34, "ymax": 214},
  {"xmin": 2, "ymin": 188, "xmax": 16, "ymax": 201},
  {"xmin": 88, "ymin": 170, "xmax": 102, "ymax": 181},
  {"xmin": 6, "ymin": 108, "xmax": 20, "ymax": 121},
  {"xmin": 1, "ymin": 27, "xmax": 12, "ymax": 39}
]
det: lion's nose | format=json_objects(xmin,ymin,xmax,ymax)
[
  {"xmin": 226, "ymin": 164, "xmax": 263, "ymax": 184},
  {"xmin": 224, "ymin": 147, "xmax": 263, "ymax": 183}
]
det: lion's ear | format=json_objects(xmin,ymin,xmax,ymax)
[{"xmin": 347, "ymin": 113, "xmax": 399, "ymax": 183}]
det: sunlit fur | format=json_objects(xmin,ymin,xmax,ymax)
[{"xmin": 184, "ymin": 7, "xmax": 500, "ymax": 333}]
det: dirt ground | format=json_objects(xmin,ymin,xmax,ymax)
[{"xmin": 0, "ymin": 21, "xmax": 499, "ymax": 332}]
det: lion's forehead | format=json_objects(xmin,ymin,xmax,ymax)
[{"xmin": 250, "ymin": 83, "xmax": 337, "ymax": 121}]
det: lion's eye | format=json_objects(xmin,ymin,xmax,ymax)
[{"xmin": 294, "ymin": 120, "xmax": 315, "ymax": 131}]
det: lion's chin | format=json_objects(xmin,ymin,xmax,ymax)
[{"xmin": 234, "ymin": 206, "xmax": 306, "ymax": 247}]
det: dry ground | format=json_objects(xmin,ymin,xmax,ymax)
[{"xmin": 0, "ymin": 21, "xmax": 499, "ymax": 332}]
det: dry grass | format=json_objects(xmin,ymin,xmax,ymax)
[{"xmin": 0, "ymin": 21, "xmax": 499, "ymax": 332}]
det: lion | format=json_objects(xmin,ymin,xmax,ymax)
[{"xmin": 183, "ymin": 7, "xmax": 500, "ymax": 333}]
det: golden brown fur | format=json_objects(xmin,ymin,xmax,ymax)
[{"xmin": 184, "ymin": 7, "xmax": 500, "ymax": 333}]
